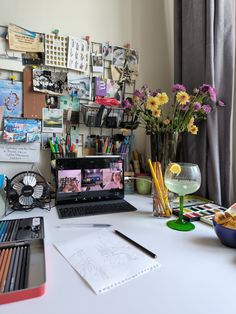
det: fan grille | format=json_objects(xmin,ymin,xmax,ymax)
[{"xmin": 7, "ymin": 171, "xmax": 50, "ymax": 210}]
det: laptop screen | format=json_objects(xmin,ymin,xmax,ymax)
[{"xmin": 56, "ymin": 156, "xmax": 124, "ymax": 205}]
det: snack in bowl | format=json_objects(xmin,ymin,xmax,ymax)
[{"xmin": 213, "ymin": 209, "xmax": 236, "ymax": 248}]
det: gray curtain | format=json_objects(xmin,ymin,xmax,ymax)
[{"xmin": 174, "ymin": 0, "xmax": 235, "ymax": 206}]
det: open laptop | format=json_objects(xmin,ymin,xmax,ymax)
[{"xmin": 55, "ymin": 156, "xmax": 137, "ymax": 218}]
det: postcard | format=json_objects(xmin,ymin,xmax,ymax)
[
  {"xmin": 102, "ymin": 43, "xmax": 112, "ymax": 61},
  {"xmin": 67, "ymin": 37, "xmax": 90, "ymax": 72},
  {"xmin": 3, "ymin": 118, "xmax": 41, "ymax": 143},
  {"xmin": 45, "ymin": 33, "xmax": 68, "ymax": 68},
  {"xmin": 42, "ymin": 108, "xmax": 63, "ymax": 133},
  {"xmin": 8, "ymin": 23, "xmax": 44, "ymax": 52},
  {"xmin": 46, "ymin": 95, "xmax": 58, "ymax": 109},
  {"xmin": 0, "ymin": 26, "xmax": 23, "ymax": 72},
  {"xmin": 112, "ymin": 46, "xmax": 126, "ymax": 68},
  {"xmin": 67, "ymin": 73, "xmax": 91, "ymax": 99},
  {"xmin": 92, "ymin": 53, "xmax": 103, "ymax": 73},
  {"xmin": 59, "ymin": 95, "xmax": 79, "ymax": 111},
  {"xmin": 0, "ymin": 80, "xmax": 22, "ymax": 117},
  {"xmin": 22, "ymin": 52, "xmax": 44, "ymax": 66},
  {"xmin": 32, "ymin": 69, "xmax": 67, "ymax": 95}
]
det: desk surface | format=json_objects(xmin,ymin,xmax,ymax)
[{"xmin": 1, "ymin": 194, "xmax": 235, "ymax": 314}]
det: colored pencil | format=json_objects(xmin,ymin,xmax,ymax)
[
  {"xmin": 5, "ymin": 220, "xmax": 15, "ymax": 242},
  {"xmin": 9, "ymin": 220, "xmax": 19, "ymax": 241},
  {"xmin": 14, "ymin": 247, "xmax": 24, "ymax": 291},
  {"xmin": 3, "ymin": 221, "xmax": 13, "ymax": 242},
  {"xmin": 19, "ymin": 246, "xmax": 26, "ymax": 290},
  {"xmin": 4, "ymin": 247, "xmax": 16, "ymax": 292},
  {"xmin": 9, "ymin": 246, "xmax": 20, "ymax": 291},
  {"xmin": 0, "ymin": 222, "xmax": 7, "ymax": 241},
  {"xmin": 0, "ymin": 248, "xmax": 12, "ymax": 292},
  {"xmin": 0, "ymin": 249, "xmax": 9, "ymax": 286},
  {"xmin": 19, "ymin": 245, "xmax": 30, "ymax": 289},
  {"xmin": 0, "ymin": 221, "xmax": 10, "ymax": 242}
]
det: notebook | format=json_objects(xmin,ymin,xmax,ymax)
[
  {"xmin": 54, "ymin": 228, "xmax": 160, "ymax": 294},
  {"xmin": 55, "ymin": 156, "xmax": 137, "ymax": 218}
]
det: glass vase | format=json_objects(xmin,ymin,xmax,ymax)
[{"xmin": 150, "ymin": 132, "xmax": 179, "ymax": 171}]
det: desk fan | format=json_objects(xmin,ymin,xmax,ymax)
[{"xmin": 6, "ymin": 171, "xmax": 50, "ymax": 210}]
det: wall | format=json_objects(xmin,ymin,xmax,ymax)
[{"xmin": 0, "ymin": 0, "xmax": 173, "ymax": 180}]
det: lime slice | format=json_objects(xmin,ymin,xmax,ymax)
[{"xmin": 169, "ymin": 163, "xmax": 181, "ymax": 175}]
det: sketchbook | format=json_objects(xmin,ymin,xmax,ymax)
[{"xmin": 54, "ymin": 229, "xmax": 160, "ymax": 295}]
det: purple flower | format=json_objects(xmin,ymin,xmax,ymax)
[
  {"xmin": 122, "ymin": 99, "xmax": 132, "ymax": 108},
  {"xmin": 199, "ymin": 84, "xmax": 217, "ymax": 101},
  {"xmin": 202, "ymin": 104, "xmax": 212, "ymax": 114},
  {"xmin": 141, "ymin": 84, "xmax": 148, "ymax": 90},
  {"xmin": 134, "ymin": 89, "xmax": 144, "ymax": 99},
  {"xmin": 150, "ymin": 88, "xmax": 162, "ymax": 96},
  {"xmin": 193, "ymin": 102, "xmax": 201, "ymax": 112},
  {"xmin": 171, "ymin": 84, "xmax": 186, "ymax": 93},
  {"xmin": 180, "ymin": 103, "xmax": 189, "ymax": 111},
  {"xmin": 218, "ymin": 100, "xmax": 225, "ymax": 107}
]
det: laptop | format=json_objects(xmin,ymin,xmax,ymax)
[{"xmin": 55, "ymin": 155, "xmax": 137, "ymax": 218}]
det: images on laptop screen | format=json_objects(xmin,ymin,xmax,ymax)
[{"xmin": 57, "ymin": 161, "xmax": 123, "ymax": 194}]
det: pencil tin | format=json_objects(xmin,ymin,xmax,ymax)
[{"xmin": 0, "ymin": 217, "xmax": 46, "ymax": 305}]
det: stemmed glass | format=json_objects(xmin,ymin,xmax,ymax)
[{"xmin": 164, "ymin": 163, "xmax": 201, "ymax": 231}]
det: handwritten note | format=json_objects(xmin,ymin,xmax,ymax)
[
  {"xmin": 54, "ymin": 229, "xmax": 160, "ymax": 295},
  {"xmin": 0, "ymin": 142, "xmax": 40, "ymax": 163}
]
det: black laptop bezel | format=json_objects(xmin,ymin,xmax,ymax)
[{"xmin": 55, "ymin": 156, "xmax": 124, "ymax": 206}]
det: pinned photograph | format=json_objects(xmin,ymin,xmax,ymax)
[
  {"xmin": 33, "ymin": 69, "xmax": 67, "ymax": 95},
  {"xmin": 3, "ymin": 118, "xmax": 41, "ymax": 143},
  {"xmin": 67, "ymin": 74, "xmax": 90, "ymax": 99},
  {"xmin": 102, "ymin": 43, "xmax": 112, "ymax": 61},
  {"xmin": 112, "ymin": 46, "xmax": 125, "ymax": 68},
  {"xmin": 42, "ymin": 108, "xmax": 63, "ymax": 133},
  {"xmin": 0, "ymin": 80, "xmax": 22, "ymax": 117},
  {"xmin": 92, "ymin": 53, "xmax": 103, "ymax": 73},
  {"xmin": 46, "ymin": 95, "xmax": 58, "ymax": 109},
  {"xmin": 59, "ymin": 95, "xmax": 79, "ymax": 111}
]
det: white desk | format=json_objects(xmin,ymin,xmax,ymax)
[{"xmin": 1, "ymin": 194, "xmax": 235, "ymax": 314}]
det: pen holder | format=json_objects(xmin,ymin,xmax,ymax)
[{"xmin": 152, "ymin": 190, "xmax": 172, "ymax": 218}]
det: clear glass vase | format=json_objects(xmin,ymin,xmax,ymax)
[{"xmin": 150, "ymin": 132, "xmax": 179, "ymax": 171}]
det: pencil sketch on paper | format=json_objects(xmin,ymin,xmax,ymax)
[{"xmin": 54, "ymin": 229, "xmax": 160, "ymax": 294}]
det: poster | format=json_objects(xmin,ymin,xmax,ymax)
[
  {"xmin": 8, "ymin": 23, "xmax": 44, "ymax": 52},
  {"xmin": 67, "ymin": 37, "xmax": 90, "ymax": 72},
  {"xmin": 45, "ymin": 33, "xmax": 68, "ymax": 68},
  {"xmin": 0, "ymin": 142, "xmax": 40, "ymax": 163},
  {"xmin": 42, "ymin": 108, "xmax": 63, "ymax": 133},
  {"xmin": 0, "ymin": 80, "xmax": 22, "ymax": 117}
]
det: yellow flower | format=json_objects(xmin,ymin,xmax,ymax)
[
  {"xmin": 188, "ymin": 117, "xmax": 195, "ymax": 126},
  {"xmin": 188, "ymin": 124, "xmax": 199, "ymax": 135},
  {"xmin": 176, "ymin": 91, "xmax": 190, "ymax": 105},
  {"xmin": 146, "ymin": 96, "xmax": 159, "ymax": 111},
  {"xmin": 156, "ymin": 92, "xmax": 169, "ymax": 105},
  {"xmin": 163, "ymin": 118, "xmax": 170, "ymax": 125},
  {"xmin": 152, "ymin": 109, "xmax": 161, "ymax": 118}
]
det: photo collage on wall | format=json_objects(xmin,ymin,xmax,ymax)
[{"xmin": 0, "ymin": 22, "xmax": 139, "ymax": 159}]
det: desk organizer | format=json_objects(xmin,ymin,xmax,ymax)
[{"xmin": 0, "ymin": 217, "xmax": 46, "ymax": 305}]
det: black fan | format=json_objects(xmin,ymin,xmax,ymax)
[{"xmin": 6, "ymin": 171, "xmax": 50, "ymax": 210}]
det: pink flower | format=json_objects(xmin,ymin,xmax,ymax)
[
  {"xmin": 218, "ymin": 100, "xmax": 225, "ymax": 107},
  {"xmin": 202, "ymin": 104, "xmax": 212, "ymax": 114}
]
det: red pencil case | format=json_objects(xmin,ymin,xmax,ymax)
[{"xmin": 0, "ymin": 217, "xmax": 46, "ymax": 305}]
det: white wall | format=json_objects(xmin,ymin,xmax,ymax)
[{"xmin": 0, "ymin": 0, "xmax": 173, "ymax": 180}]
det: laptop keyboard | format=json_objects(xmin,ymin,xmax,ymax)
[{"xmin": 57, "ymin": 200, "xmax": 137, "ymax": 219}]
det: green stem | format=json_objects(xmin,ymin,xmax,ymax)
[{"xmin": 178, "ymin": 195, "xmax": 184, "ymax": 223}]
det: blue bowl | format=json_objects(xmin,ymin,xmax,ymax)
[{"xmin": 213, "ymin": 219, "xmax": 236, "ymax": 248}]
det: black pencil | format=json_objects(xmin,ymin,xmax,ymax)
[
  {"xmin": 14, "ymin": 246, "xmax": 24, "ymax": 291},
  {"xmin": 19, "ymin": 245, "xmax": 30, "ymax": 290},
  {"xmin": 114, "ymin": 230, "xmax": 157, "ymax": 259},
  {"xmin": 19, "ymin": 246, "xmax": 26, "ymax": 290},
  {"xmin": 9, "ymin": 246, "xmax": 20, "ymax": 291},
  {"xmin": 24, "ymin": 245, "xmax": 30, "ymax": 289}
]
